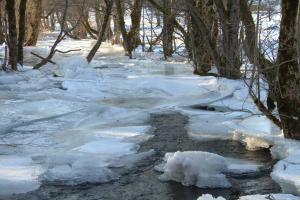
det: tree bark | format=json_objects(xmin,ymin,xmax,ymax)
[
  {"xmin": 0, "ymin": 1, "xmax": 5, "ymax": 45},
  {"xmin": 18, "ymin": 0, "xmax": 27, "ymax": 65},
  {"xmin": 190, "ymin": 0, "xmax": 217, "ymax": 75},
  {"xmin": 276, "ymin": 0, "xmax": 300, "ymax": 139},
  {"xmin": 25, "ymin": 0, "xmax": 42, "ymax": 46},
  {"xmin": 162, "ymin": 0, "xmax": 174, "ymax": 58},
  {"xmin": 6, "ymin": 0, "xmax": 18, "ymax": 70}
]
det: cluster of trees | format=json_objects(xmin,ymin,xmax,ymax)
[{"xmin": 1, "ymin": 0, "xmax": 300, "ymax": 140}]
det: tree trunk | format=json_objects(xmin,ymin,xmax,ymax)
[
  {"xmin": 276, "ymin": 0, "xmax": 300, "ymax": 139},
  {"xmin": 87, "ymin": 0, "xmax": 113, "ymax": 63},
  {"xmin": 190, "ymin": 0, "xmax": 218, "ymax": 75},
  {"xmin": 25, "ymin": 0, "xmax": 42, "ymax": 46},
  {"xmin": 0, "ymin": 1, "xmax": 5, "ymax": 45},
  {"xmin": 162, "ymin": 0, "xmax": 174, "ymax": 58},
  {"xmin": 18, "ymin": 0, "xmax": 27, "ymax": 65},
  {"xmin": 6, "ymin": 0, "xmax": 18, "ymax": 70},
  {"xmin": 112, "ymin": 9, "xmax": 122, "ymax": 45},
  {"xmin": 214, "ymin": 0, "xmax": 241, "ymax": 79},
  {"xmin": 115, "ymin": 0, "xmax": 142, "ymax": 58}
]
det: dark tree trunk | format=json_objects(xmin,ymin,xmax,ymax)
[
  {"xmin": 276, "ymin": 0, "xmax": 300, "ymax": 139},
  {"xmin": 214, "ymin": 0, "xmax": 241, "ymax": 79},
  {"xmin": 87, "ymin": 0, "xmax": 113, "ymax": 63},
  {"xmin": 0, "ymin": 1, "xmax": 5, "ymax": 45},
  {"xmin": 162, "ymin": 0, "xmax": 174, "ymax": 58},
  {"xmin": 240, "ymin": 0, "xmax": 300, "ymax": 139},
  {"xmin": 190, "ymin": 0, "xmax": 217, "ymax": 75},
  {"xmin": 18, "ymin": 0, "xmax": 27, "ymax": 66},
  {"xmin": 6, "ymin": 0, "xmax": 18, "ymax": 70}
]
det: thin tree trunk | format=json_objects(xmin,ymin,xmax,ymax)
[
  {"xmin": 87, "ymin": 0, "xmax": 113, "ymax": 63},
  {"xmin": 18, "ymin": 0, "xmax": 27, "ymax": 65}
]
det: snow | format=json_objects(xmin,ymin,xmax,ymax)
[
  {"xmin": 239, "ymin": 194, "xmax": 300, "ymax": 200},
  {"xmin": 197, "ymin": 194, "xmax": 226, "ymax": 200},
  {"xmin": 156, "ymin": 151, "xmax": 231, "ymax": 188}
]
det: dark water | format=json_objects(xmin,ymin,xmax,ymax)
[{"xmin": 2, "ymin": 112, "xmax": 280, "ymax": 200}]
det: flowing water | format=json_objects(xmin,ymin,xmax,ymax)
[{"xmin": 3, "ymin": 112, "xmax": 281, "ymax": 200}]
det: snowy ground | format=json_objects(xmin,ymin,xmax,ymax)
[{"xmin": 1, "ymin": 34, "xmax": 300, "ymax": 199}]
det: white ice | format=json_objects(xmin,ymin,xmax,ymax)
[
  {"xmin": 197, "ymin": 194, "xmax": 226, "ymax": 200},
  {"xmin": 239, "ymin": 194, "xmax": 300, "ymax": 200},
  {"xmin": 157, "ymin": 151, "xmax": 231, "ymax": 188},
  {"xmin": 225, "ymin": 157, "xmax": 262, "ymax": 174}
]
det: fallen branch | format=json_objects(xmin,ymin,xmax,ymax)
[
  {"xmin": 55, "ymin": 49, "xmax": 81, "ymax": 54},
  {"xmin": 30, "ymin": 52, "xmax": 56, "ymax": 65}
]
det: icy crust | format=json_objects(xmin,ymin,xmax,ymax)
[
  {"xmin": 225, "ymin": 157, "xmax": 262, "ymax": 174},
  {"xmin": 238, "ymin": 194, "xmax": 300, "ymax": 200},
  {"xmin": 271, "ymin": 152, "xmax": 300, "ymax": 196},
  {"xmin": 0, "ymin": 156, "xmax": 44, "ymax": 196},
  {"xmin": 156, "ymin": 151, "xmax": 231, "ymax": 188},
  {"xmin": 197, "ymin": 194, "xmax": 225, "ymax": 200}
]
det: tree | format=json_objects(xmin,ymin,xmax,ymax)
[
  {"xmin": 18, "ymin": 0, "xmax": 28, "ymax": 65},
  {"xmin": 162, "ymin": 0, "xmax": 174, "ymax": 58},
  {"xmin": 5, "ymin": 0, "xmax": 18, "ymax": 70},
  {"xmin": 189, "ymin": 0, "xmax": 218, "ymax": 75},
  {"xmin": 275, "ymin": 0, "xmax": 300, "ymax": 139},
  {"xmin": 115, "ymin": 0, "xmax": 142, "ymax": 58},
  {"xmin": 240, "ymin": 0, "xmax": 300, "ymax": 139},
  {"xmin": 25, "ymin": 0, "xmax": 42, "ymax": 46},
  {"xmin": 0, "ymin": 1, "xmax": 5, "ymax": 45},
  {"xmin": 87, "ymin": 0, "xmax": 113, "ymax": 63}
]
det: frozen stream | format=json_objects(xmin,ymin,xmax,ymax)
[
  {"xmin": 0, "ymin": 37, "xmax": 288, "ymax": 199},
  {"xmin": 2, "ymin": 112, "xmax": 280, "ymax": 200}
]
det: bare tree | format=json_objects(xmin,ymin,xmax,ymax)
[
  {"xmin": 87, "ymin": 0, "xmax": 113, "ymax": 63},
  {"xmin": 115, "ymin": 0, "xmax": 142, "ymax": 58}
]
